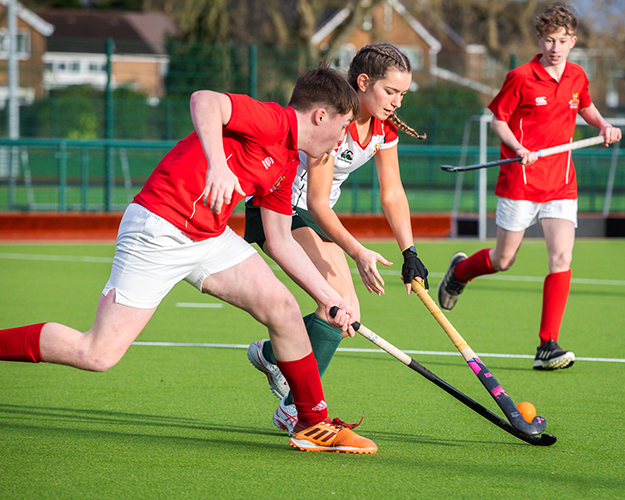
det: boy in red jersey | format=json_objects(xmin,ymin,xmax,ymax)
[
  {"xmin": 0, "ymin": 67, "xmax": 377, "ymax": 453},
  {"xmin": 437, "ymin": 1, "xmax": 621, "ymax": 370}
]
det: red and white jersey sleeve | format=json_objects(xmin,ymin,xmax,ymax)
[
  {"xmin": 292, "ymin": 117, "xmax": 398, "ymax": 210},
  {"xmin": 488, "ymin": 55, "xmax": 591, "ymax": 202},
  {"xmin": 134, "ymin": 94, "xmax": 299, "ymax": 240}
]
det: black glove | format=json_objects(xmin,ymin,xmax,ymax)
[{"xmin": 402, "ymin": 246, "xmax": 429, "ymax": 290}]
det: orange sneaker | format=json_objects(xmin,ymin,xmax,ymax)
[{"xmin": 288, "ymin": 417, "xmax": 377, "ymax": 454}]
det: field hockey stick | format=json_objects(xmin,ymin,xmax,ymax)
[
  {"xmin": 411, "ymin": 282, "xmax": 549, "ymax": 437},
  {"xmin": 441, "ymin": 135, "xmax": 606, "ymax": 172},
  {"xmin": 329, "ymin": 307, "xmax": 556, "ymax": 446}
]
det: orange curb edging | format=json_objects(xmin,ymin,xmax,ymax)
[{"xmin": 0, "ymin": 212, "xmax": 451, "ymax": 241}]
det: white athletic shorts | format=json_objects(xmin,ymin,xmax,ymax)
[
  {"xmin": 495, "ymin": 197, "xmax": 578, "ymax": 232},
  {"xmin": 103, "ymin": 203, "xmax": 257, "ymax": 309}
]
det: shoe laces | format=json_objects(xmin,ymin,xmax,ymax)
[{"xmin": 330, "ymin": 412, "xmax": 364, "ymax": 430}]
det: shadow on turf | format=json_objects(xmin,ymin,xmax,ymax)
[
  {"xmin": 0, "ymin": 403, "xmax": 291, "ymax": 447},
  {"xmin": 366, "ymin": 429, "xmax": 532, "ymax": 448},
  {"xmin": 0, "ymin": 403, "xmax": 528, "ymax": 449}
]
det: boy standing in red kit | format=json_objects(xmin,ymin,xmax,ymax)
[{"xmin": 438, "ymin": 1, "xmax": 621, "ymax": 370}]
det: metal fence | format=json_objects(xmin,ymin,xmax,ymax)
[
  {"xmin": 1, "ymin": 136, "xmax": 624, "ymax": 215},
  {"xmin": 1, "ymin": 39, "xmax": 624, "ymax": 216}
]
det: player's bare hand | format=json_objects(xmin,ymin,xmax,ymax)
[
  {"xmin": 354, "ymin": 247, "xmax": 391, "ymax": 296},
  {"xmin": 601, "ymin": 127, "xmax": 622, "ymax": 145},
  {"xmin": 516, "ymin": 147, "xmax": 537, "ymax": 165},
  {"xmin": 203, "ymin": 164, "xmax": 245, "ymax": 214},
  {"xmin": 327, "ymin": 304, "xmax": 356, "ymax": 337}
]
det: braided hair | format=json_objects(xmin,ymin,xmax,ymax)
[{"xmin": 347, "ymin": 43, "xmax": 426, "ymax": 140}]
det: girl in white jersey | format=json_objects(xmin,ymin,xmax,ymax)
[{"xmin": 245, "ymin": 43, "xmax": 428, "ymax": 434}]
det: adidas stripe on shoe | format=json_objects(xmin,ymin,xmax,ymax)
[
  {"xmin": 533, "ymin": 340, "xmax": 575, "ymax": 370},
  {"xmin": 273, "ymin": 397, "xmax": 298, "ymax": 436},
  {"xmin": 289, "ymin": 417, "xmax": 377, "ymax": 454}
]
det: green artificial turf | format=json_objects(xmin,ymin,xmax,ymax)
[{"xmin": 1, "ymin": 239, "xmax": 624, "ymax": 499}]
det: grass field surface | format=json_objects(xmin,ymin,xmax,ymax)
[{"xmin": 1, "ymin": 238, "xmax": 624, "ymax": 499}]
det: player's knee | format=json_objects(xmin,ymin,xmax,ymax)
[
  {"xmin": 83, "ymin": 354, "xmax": 122, "ymax": 372},
  {"xmin": 76, "ymin": 343, "xmax": 125, "ymax": 372},
  {"xmin": 263, "ymin": 288, "xmax": 301, "ymax": 327},
  {"xmin": 549, "ymin": 252, "xmax": 572, "ymax": 273}
]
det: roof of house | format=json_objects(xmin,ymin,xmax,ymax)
[
  {"xmin": 38, "ymin": 10, "xmax": 176, "ymax": 56},
  {"xmin": 0, "ymin": 0, "xmax": 54, "ymax": 36},
  {"xmin": 311, "ymin": 0, "xmax": 466, "ymax": 54}
]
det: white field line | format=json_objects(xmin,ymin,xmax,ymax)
[
  {"xmin": 1, "ymin": 252, "xmax": 622, "ymax": 363},
  {"xmin": 176, "ymin": 303, "xmax": 223, "ymax": 308},
  {"xmin": 132, "ymin": 341, "xmax": 625, "ymax": 364},
  {"xmin": 2, "ymin": 252, "xmax": 625, "ymax": 286},
  {"xmin": 290, "ymin": 264, "xmax": 625, "ymax": 287},
  {"xmin": 0, "ymin": 252, "xmax": 113, "ymax": 263}
]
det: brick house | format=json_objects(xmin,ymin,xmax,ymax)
[
  {"xmin": 312, "ymin": 0, "xmax": 501, "ymax": 99},
  {"xmin": 38, "ymin": 10, "xmax": 176, "ymax": 99},
  {"xmin": 0, "ymin": 0, "xmax": 54, "ymax": 105}
]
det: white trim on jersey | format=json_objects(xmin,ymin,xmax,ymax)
[{"xmin": 292, "ymin": 117, "xmax": 398, "ymax": 210}]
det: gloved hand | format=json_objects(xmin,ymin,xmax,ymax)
[{"xmin": 402, "ymin": 246, "xmax": 429, "ymax": 290}]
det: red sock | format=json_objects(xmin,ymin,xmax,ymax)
[
  {"xmin": 276, "ymin": 352, "xmax": 327, "ymax": 426},
  {"xmin": 539, "ymin": 270, "xmax": 571, "ymax": 344},
  {"xmin": 0, "ymin": 323, "xmax": 45, "ymax": 362},
  {"xmin": 454, "ymin": 248, "xmax": 496, "ymax": 282}
]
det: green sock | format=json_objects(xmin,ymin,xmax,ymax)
[
  {"xmin": 262, "ymin": 338, "xmax": 276, "ymax": 365},
  {"xmin": 284, "ymin": 313, "xmax": 342, "ymax": 406}
]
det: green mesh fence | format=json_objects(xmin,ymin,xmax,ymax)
[{"xmin": 1, "ymin": 39, "xmax": 624, "ymax": 214}]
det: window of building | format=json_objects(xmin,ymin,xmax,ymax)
[
  {"xmin": 0, "ymin": 29, "xmax": 31, "ymax": 60},
  {"xmin": 332, "ymin": 44, "xmax": 357, "ymax": 72},
  {"xmin": 398, "ymin": 46, "xmax": 423, "ymax": 71}
]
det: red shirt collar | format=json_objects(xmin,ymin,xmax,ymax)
[{"xmin": 529, "ymin": 53, "xmax": 571, "ymax": 82}]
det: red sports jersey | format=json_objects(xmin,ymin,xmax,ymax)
[
  {"xmin": 134, "ymin": 93, "xmax": 299, "ymax": 240},
  {"xmin": 488, "ymin": 55, "xmax": 591, "ymax": 202}
]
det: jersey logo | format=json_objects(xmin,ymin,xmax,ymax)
[
  {"xmin": 269, "ymin": 174, "xmax": 286, "ymax": 193},
  {"xmin": 262, "ymin": 156, "xmax": 275, "ymax": 169},
  {"xmin": 337, "ymin": 149, "xmax": 354, "ymax": 164},
  {"xmin": 569, "ymin": 93, "xmax": 579, "ymax": 109},
  {"xmin": 535, "ymin": 96, "xmax": 548, "ymax": 106}
]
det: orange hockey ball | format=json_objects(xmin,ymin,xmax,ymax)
[{"xmin": 517, "ymin": 401, "xmax": 537, "ymax": 423}]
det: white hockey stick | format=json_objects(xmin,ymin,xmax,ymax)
[{"xmin": 441, "ymin": 135, "xmax": 606, "ymax": 172}]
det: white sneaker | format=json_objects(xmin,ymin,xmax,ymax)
[
  {"xmin": 247, "ymin": 340, "xmax": 290, "ymax": 399},
  {"xmin": 273, "ymin": 397, "xmax": 298, "ymax": 436}
]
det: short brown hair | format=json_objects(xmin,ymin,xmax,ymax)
[
  {"xmin": 288, "ymin": 65, "xmax": 360, "ymax": 118},
  {"xmin": 536, "ymin": 1, "xmax": 578, "ymax": 36}
]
